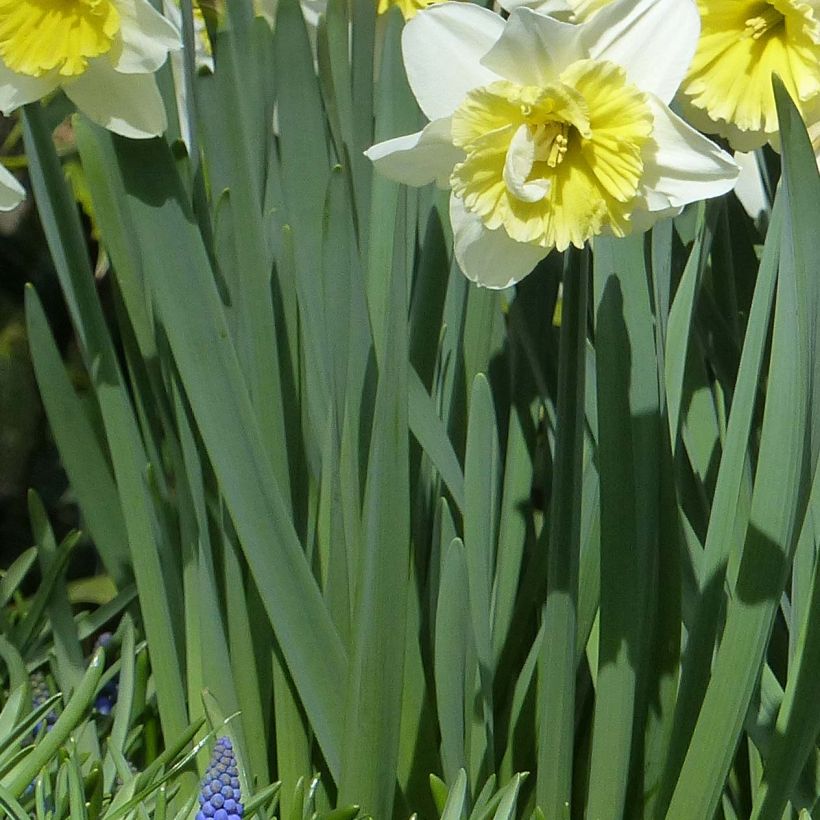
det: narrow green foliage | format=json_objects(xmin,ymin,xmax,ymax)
[{"xmin": 7, "ymin": 7, "xmax": 820, "ymax": 820}]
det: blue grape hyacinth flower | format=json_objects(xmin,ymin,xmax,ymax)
[
  {"xmin": 196, "ymin": 736, "xmax": 244, "ymax": 820},
  {"xmin": 93, "ymin": 632, "xmax": 119, "ymax": 715},
  {"xmin": 94, "ymin": 677, "xmax": 119, "ymax": 715}
]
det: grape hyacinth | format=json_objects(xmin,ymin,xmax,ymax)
[
  {"xmin": 196, "ymin": 737, "xmax": 244, "ymax": 820},
  {"xmin": 29, "ymin": 671, "xmax": 58, "ymax": 734},
  {"xmin": 93, "ymin": 632, "xmax": 119, "ymax": 715},
  {"xmin": 94, "ymin": 677, "xmax": 119, "ymax": 715}
]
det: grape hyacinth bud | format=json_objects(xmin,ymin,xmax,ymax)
[
  {"xmin": 94, "ymin": 632, "xmax": 114, "ymax": 650},
  {"xmin": 196, "ymin": 737, "xmax": 244, "ymax": 820},
  {"xmin": 93, "ymin": 632, "xmax": 119, "ymax": 715},
  {"xmin": 29, "ymin": 672, "xmax": 58, "ymax": 734},
  {"xmin": 94, "ymin": 677, "xmax": 119, "ymax": 715}
]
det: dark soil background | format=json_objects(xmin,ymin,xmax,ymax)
[{"xmin": 0, "ymin": 114, "xmax": 97, "ymax": 585}]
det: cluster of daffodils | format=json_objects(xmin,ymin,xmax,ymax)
[
  {"xmin": 0, "ymin": 0, "xmax": 182, "ymax": 210},
  {"xmin": 0, "ymin": 0, "xmax": 816, "ymax": 285},
  {"xmin": 367, "ymin": 0, "xmax": 742, "ymax": 286}
]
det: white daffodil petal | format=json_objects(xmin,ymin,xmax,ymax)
[
  {"xmin": 163, "ymin": 1, "xmax": 213, "ymax": 70},
  {"xmin": 641, "ymin": 96, "xmax": 739, "ymax": 212},
  {"xmin": 0, "ymin": 164, "xmax": 24, "ymax": 211},
  {"xmin": 581, "ymin": 0, "xmax": 699, "ymax": 104},
  {"xmin": 113, "ymin": 0, "xmax": 182, "ymax": 74},
  {"xmin": 503, "ymin": 124, "xmax": 551, "ymax": 202},
  {"xmin": 402, "ymin": 4, "xmax": 504, "ymax": 121},
  {"xmin": 65, "ymin": 64, "xmax": 167, "ymax": 139},
  {"xmin": 498, "ymin": 0, "xmax": 574, "ymax": 14},
  {"xmin": 0, "ymin": 61, "xmax": 59, "ymax": 113},
  {"xmin": 450, "ymin": 194, "xmax": 547, "ymax": 288},
  {"xmin": 481, "ymin": 8, "xmax": 584, "ymax": 88},
  {"xmin": 300, "ymin": 0, "xmax": 327, "ymax": 28},
  {"xmin": 733, "ymin": 151, "xmax": 769, "ymax": 219},
  {"xmin": 365, "ymin": 118, "xmax": 464, "ymax": 188},
  {"xmin": 628, "ymin": 204, "xmax": 683, "ymax": 233}
]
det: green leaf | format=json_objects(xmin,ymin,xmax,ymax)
[
  {"xmin": 464, "ymin": 374, "xmax": 500, "ymax": 777},
  {"xmin": 665, "ymin": 81, "xmax": 820, "ymax": 820},
  {"xmin": 338, "ymin": 188, "xmax": 410, "ymax": 819},
  {"xmin": 491, "ymin": 773, "xmax": 525, "ymax": 820},
  {"xmin": 491, "ymin": 403, "xmax": 533, "ymax": 668},
  {"xmin": 365, "ymin": 6, "xmax": 419, "ymax": 354},
  {"xmin": 0, "ymin": 548, "xmax": 37, "ymax": 609},
  {"xmin": 23, "ymin": 104, "xmax": 187, "ymax": 741},
  {"xmin": 24, "ymin": 291, "xmax": 131, "ymax": 586},
  {"xmin": 745, "ymin": 79, "xmax": 820, "ymax": 820},
  {"xmin": 664, "ymin": 201, "xmax": 712, "ymax": 445},
  {"xmin": 536, "ymin": 249, "xmax": 588, "ymax": 817},
  {"xmin": 0, "ymin": 686, "xmax": 26, "ymax": 742},
  {"xmin": 440, "ymin": 769, "xmax": 468, "ymax": 820},
  {"xmin": 75, "ymin": 122, "xmax": 347, "ymax": 777},
  {"xmin": 436, "ymin": 538, "xmax": 471, "ymax": 784},
  {"xmin": 5, "ymin": 649, "xmax": 105, "ymax": 796},
  {"xmin": 586, "ymin": 233, "xmax": 660, "ymax": 819},
  {"xmin": 409, "ymin": 369, "xmax": 466, "ymax": 513},
  {"xmin": 275, "ymin": 0, "xmax": 330, "ymax": 284},
  {"xmin": 657, "ymin": 195, "xmax": 781, "ymax": 811},
  {"xmin": 0, "ymin": 783, "xmax": 29, "ymax": 820},
  {"xmin": 10, "ymin": 529, "xmax": 78, "ymax": 655},
  {"xmin": 28, "ymin": 491, "xmax": 85, "ymax": 694},
  {"xmin": 97, "ymin": 626, "xmax": 129, "ymax": 791}
]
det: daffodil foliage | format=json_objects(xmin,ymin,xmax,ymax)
[{"xmin": 1, "ymin": 1, "xmax": 819, "ymax": 820}]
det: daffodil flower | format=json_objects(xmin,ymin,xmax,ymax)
[
  {"xmin": 503, "ymin": 1, "xmax": 820, "ymax": 153},
  {"xmin": 365, "ymin": 0, "xmax": 739, "ymax": 288},
  {"xmin": 0, "ymin": 0, "xmax": 181, "ymax": 139},
  {"xmin": 0, "ymin": 163, "xmax": 24, "ymax": 210},
  {"xmin": 680, "ymin": 1, "xmax": 820, "ymax": 151}
]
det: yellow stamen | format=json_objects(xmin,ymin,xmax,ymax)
[
  {"xmin": 541, "ymin": 125, "xmax": 570, "ymax": 168},
  {"xmin": 744, "ymin": 6, "xmax": 784, "ymax": 39}
]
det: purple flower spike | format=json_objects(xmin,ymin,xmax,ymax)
[{"xmin": 196, "ymin": 737, "xmax": 243, "ymax": 820}]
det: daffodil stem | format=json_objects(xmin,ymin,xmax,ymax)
[
  {"xmin": 537, "ymin": 247, "xmax": 589, "ymax": 817},
  {"xmin": 179, "ymin": 0, "xmax": 200, "ymax": 176},
  {"xmin": 21, "ymin": 104, "xmax": 101, "ymax": 345}
]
